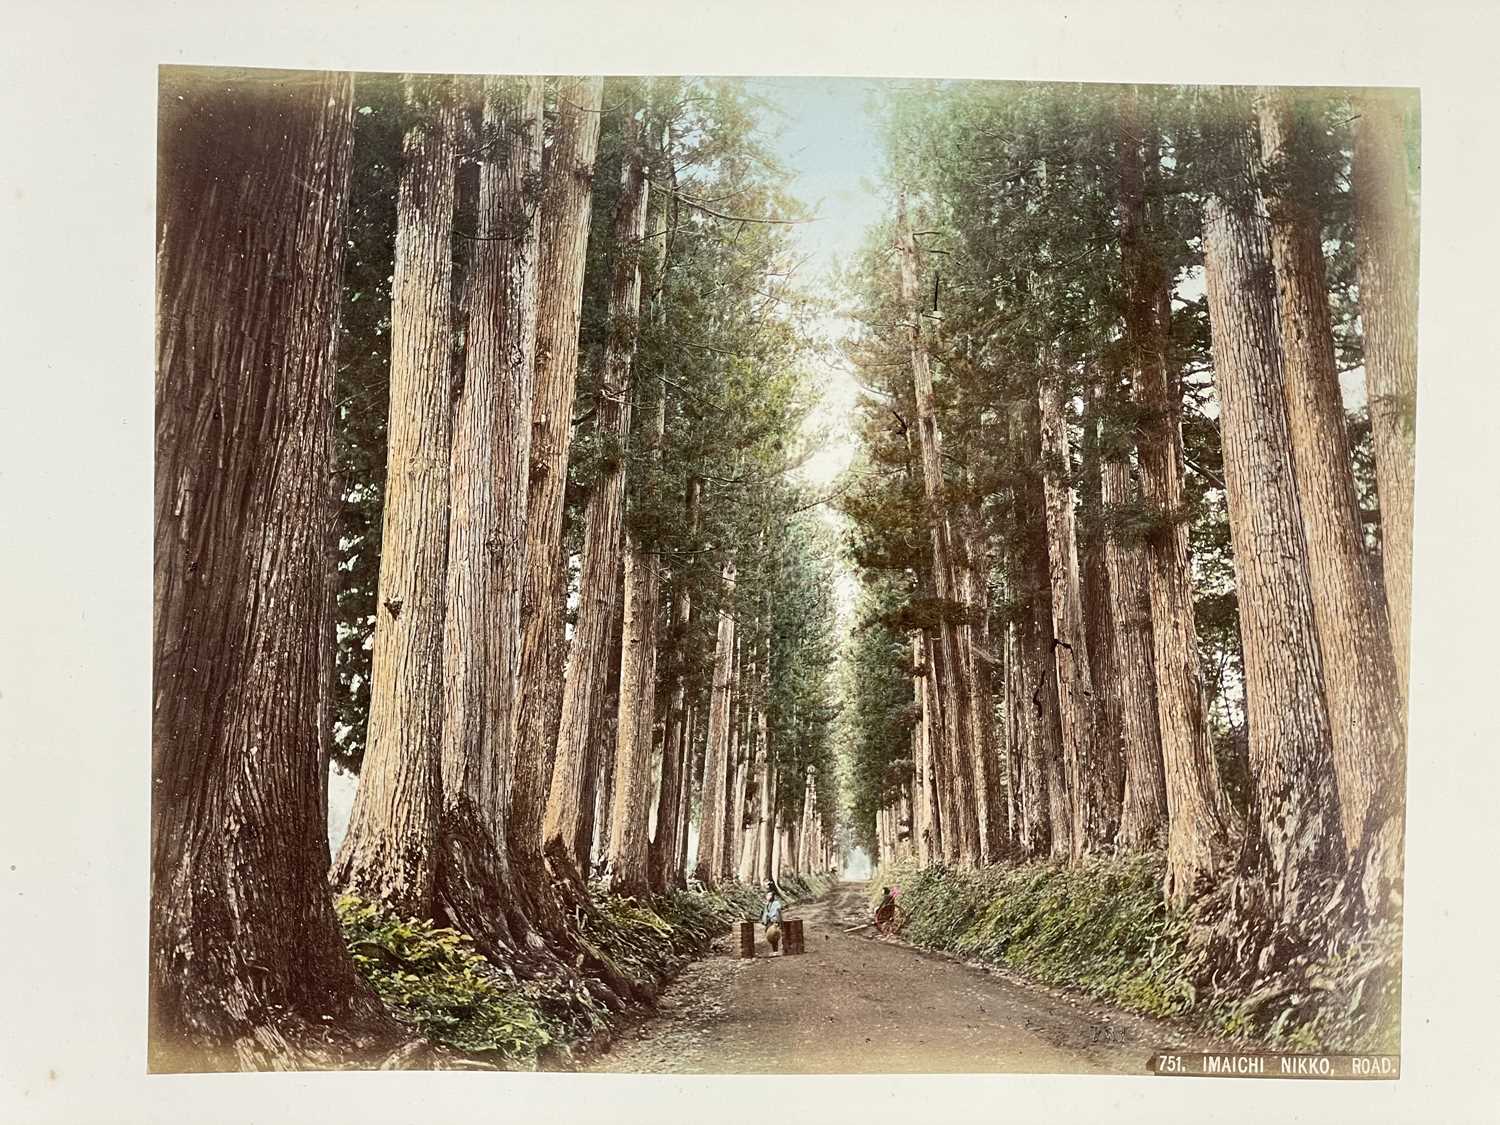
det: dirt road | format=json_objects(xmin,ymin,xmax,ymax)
[{"xmin": 591, "ymin": 881, "xmax": 1201, "ymax": 1075}]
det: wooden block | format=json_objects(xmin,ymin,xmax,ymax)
[
  {"xmin": 784, "ymin": 918, "xmax": 804, "ymax": 955},
  {"xmin": 738, "ymin": 920, "xmax": 756, "ymax": 958}
]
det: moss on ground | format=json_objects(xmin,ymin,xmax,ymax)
[
  {"xmin": 338, "ymin": 872, "xmax": 834, "ymax": 1068},
  {"xmin": 875, "ymin": 856, "xmax": 1399, "ymax": 1052}
]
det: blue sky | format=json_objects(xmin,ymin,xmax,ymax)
[
  {"xmin": 738, "ymin": 77, "xmax": 889, "ymax": 500},
  {"xmin": 742, "ymin": 77, "xmax": 888, "ymax": 276}
]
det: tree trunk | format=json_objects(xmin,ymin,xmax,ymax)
[
  {"xmin": 152, "ymin": 67, "xmax": 401, "ymax": 1070},
  {"xmin": 959, "ymin": 512, "xmax": 1005, "ymax": 859},
  {"xmin": 650, "ymin": 477, "xmax": 702, "ymax": 891},
  {"xmin": 911, "ymin": 631, "xmax": 937, "ymax": 864},
  {"xmin": 1018, "ymin": 397, "xmax": 1072, "ymax": 861},
  {"xmin": 608, "ymin": 529, "xmax": 664, "ymax": 894},
  {"xmin": 1352, "ymin": 91, "xmax": 1419, "ymax": 703},
  {"xmin": 1257, "ymin": 90, "xmax": 1404, "ymax": 858},
  {"xmin": 332, "ymin": 75, "xmax": 457, "ymax": 921},
  {"xmin": 436, "ymin": 76, "xmax": 544, "ymax": 954},
  {"xmin": 918, "ymin": 624, "xmax": 952, "ymax": 863},
  {"xmin": 1120, "ymin": 90, "xmax": 1231, "ymax": 902},
  {"xmin": 576, "ymin": 564, "xmax": 626, "ymax": 873},
  {"xmin": 926, "ymin": 612, "xmax": 974, "ymax": 864},
  {"xmin": 738, "ymin": 670, "xmax": 767, "ymax": 883},
  {"xmin": 510, "ymin": 76, "xmax": 604, "ymax": 904},
  {"xmin": 542, "ymin": 110, "xmax": 650, "ymax": 882},
  {"xmin": 758, "ymin": 756, "xmax": 777, "ymax": 885},
  {"xmin": 1080, "ymin": 383, "xmax": 1125, "ymax": 846},
  {"xmin": 608, "ymin": 139, "xmax": 676, "ymax": 895},
  {"xmin": 1001, "ymin": 620, "xmax": 1025, "ymax": 852},
  {"xmin": 677, "ymin": 700, "xmax": 699, "ymax": 876},
  {"xmin": 1202, "ymin": 177, "xmax": 1344, "ymax": 927},
  {"xmin": 693, "ymin": 561, "xmax": 738, "ymax": 885},
  {"xmin": 717, "ymin": 634, "xmax": 744, "ymax": 882},
  {"xmin": 896, "ymin": 191, "xmax": 982, "ymax": 865},
  {"xmin": 1101, "ymin": 416, "xmax": 1170, "ymax": 849},
  {"xmin": 1037, "ymin": 372, "xmax": 1096, "ymax": 862},
  {"xmin": 1003, "ymin": 431, "xmax": 1053, "ymax": 860}
]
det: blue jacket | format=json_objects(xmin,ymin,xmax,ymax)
[{"xmin": 761, "ymin": 896, "xmax": 783, "ymax": 925}]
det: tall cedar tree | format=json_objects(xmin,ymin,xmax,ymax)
[
  {"xmin": 332, "ymin": 75, "xmax": 457, "ymax": 918},
  {"xmin": 1037, "ymin": 371, "xmax": 1098, "ymax": 860},
  {"xmin": 435, "ymin": 75, "xmax": 543, "ymax": 954},
  {"xmin": 1201, "ymin": 126, "xmax": 1344, "ymax": 931},
  {"xmin": 1256, "ymin": 90, "xmax": 1404, "ymax": 861},
  {"xmin": 1119, "ymin": 89, "xmax": 1233, "ymax": 902},
  {"xmin": 543, "ymin": 108, "xmax": 650, "ymax": 882},
  {"xmin": 895, "ymin": 192, "xmax": 984, "ymax": 865},
  {"xmin": 152, "ymin": 67, "xmax": 403, "ymax": 1070},
  {"xmin": 509, "ymin": 75, "xmax": 605, "ymax": 922},
  {"xmin": 1352, "ymin": 89, "xmax": 1419, "ymax": 702},
  {"xmin": 693, "ymin": 560, "xmax": 738, "ymax": 885}
]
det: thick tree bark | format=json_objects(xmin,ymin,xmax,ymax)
[
  {"xmin": 1257, "ymin": 90, "xmax": 1405, "ymax": 858},
  {"xmin": 575, "ymin": 564, "xmax": 626, "ymax": 873},
  {"xmin": 911, "ymin": 630, "xmax": 938, "ymax": 864},
  {"xmin": 152, "ymin": 67, "xmax": 401, "ymax": 1070},
  {"xmin": 738, "ymin": 654, "xmax": 768, "ymax": 883},
  {"xmin": 609, "ymin": 137, "xmax": 678, "ymax": 895},
  {"xmin": 1100, "ymin": 426, "xmax": 1170, "ymax": 849},
  {"xmin": 332, "ymin": 75, "xmax": 457, "ymax": 920},
  {"xmin": 1037, "ymin": 372, "xmax": 1096, "ymax": 862},
  {"xmin": 1017, "ymin": 396, "xmax": 1072, "ymax": 861},
  {"xmin": 1001, "ymin": 620, "xmax": 1026, "ymax": 853},
  {"xmin": 1202, "ymin": 181, "xmax": 1344, "ymax": 927},
  {"xmin": 1003, "ymin": 403, "xmax": 1054, "ymax": 858},
  {"xmin": 1352, "ymin": 89, "xmax": 1419, "ymax": 704},
  {"xmin": 717, "ymin": 634, "xmax": 744, "ymax": 882},
  {"xmin": 677, "ymin": 701, "xmax": 699, "ymax": 875},
  {"xmin": 918, "ymin": 620, "xmax": 954, "ymax": 863},
  {"xmin": 896, "ymin": 192, "xmax": 983, "ymax": 865},
  {"xmin": 732, "ymin": 746, "xmax": 751, "ymax": 875},
  {"xmin": 510, "ymin": 76, "xmax": 604, "ymax": 903},
  {"xmin": 925, "ymin": 614, "xmax": 974, "ymax": 864},
  {"xmin": 802, "ymin": 771, "xmax": 818, "ymax": 870},
  {"xmin": 542, "ymin": 111, "xmax": 650, "ymax": 882},
  {"xmin": 608, "ymin": 525, "xmax": 664, "ymax": 894},
  {"xmin": 693, "ymin": 561, "xmax": 738, "ymax": 885},
  {"xmin": 1079, "ymin": 384, "xmax": 1125, "ymax": 846},
  {"xmin": 436, "ymin": 75, "xmax": 545, "ymax": 954},
  {"xmin": 959, "ymin": 511, "xmax": 1005, "ymax": 859},
  {"xmin": 650, "ymin": 476, "xmax": 702, "ymax": 891},
  {"xmin": 1120, "ymin": 90, "xmax": 1231, "ymax": 902},
  {"xmin": 758, "ymin": 755, "xmax": 778, "ymax": 884},
  {"xmin": 738, "ymin": 733, "xmax": 762, "ymax": 885}
]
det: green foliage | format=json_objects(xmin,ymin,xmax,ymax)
[
  {"xmin": 881, "ymin": 855, "xmax": 1200, "ymax": 1020},
  {"xmin": 337, "ymin": 874, "xmax": 833, "ymax": 1066},
  {"xmin": 879, "ymin": 857, "xmax": 1402, "ymax": 1050},
  {"xmin": 839, "ymin": 575, "xmax": 918, "ymax": 855},
  {"xmin": 336, "ymin": 895, "xmax": 582, "ymax": 1062},
  {"xmin": 583, "ymin": 874, "xmax": 834, "ymax": 990},
  {"xmin": 331, "ymin": 75, "xmax": 403, "ymax": 772}
]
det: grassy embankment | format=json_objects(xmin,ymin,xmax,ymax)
[
  {"xmin": 872, "ymin": 855, "xmax": 1400, "ymax": 1052},
  {"xmin": 336, "ymin": 872, "xmax": 834, "ymax": 1068}
]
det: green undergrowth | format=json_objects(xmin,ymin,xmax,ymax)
[
  {"xmin": 337, "ymin": 872, "xmax": 833, "ymax": 1067},
  {"xmin": 879, "ymin": 855, "xmax": 1198, "ymax": 1020},
  {"xmin": 582, "ymin": 872, "xmax": 832, "ymax": 994},
  {"xmin": 337, "ymin": 895, "xmax": 595, "ymax": 1063},
  {"xmin": 875, "ymin": 856, "xmax": 1399, "ymax": 1051}
]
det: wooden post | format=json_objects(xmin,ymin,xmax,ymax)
[{"xmin": 784, "ymin": 918, "xmax": 805, "ymax": 955}]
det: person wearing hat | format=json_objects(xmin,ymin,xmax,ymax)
[{"xmin": 761, "ymin": 880, "xmax": 785, "ymax": 954}]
